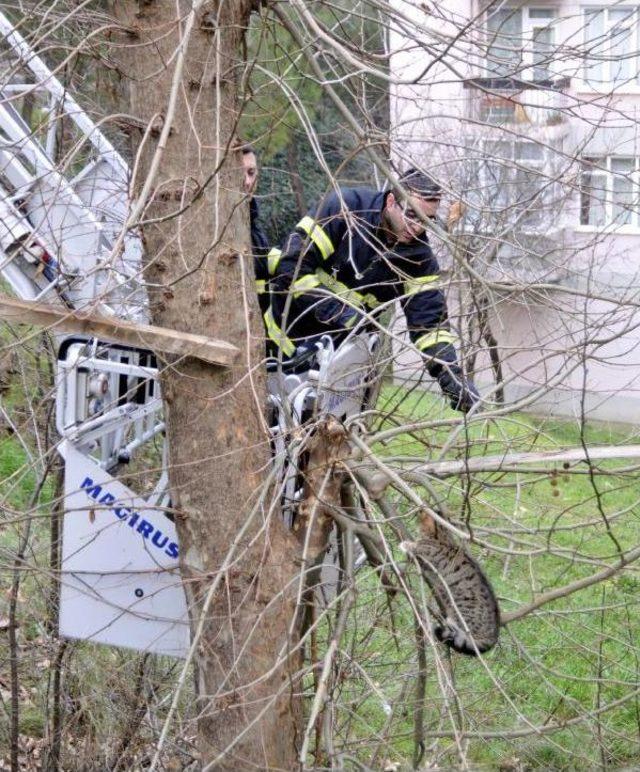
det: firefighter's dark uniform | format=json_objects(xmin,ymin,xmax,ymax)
[
  {"xmin": 250, "ymin": 197, "xmax": 271, "ymax": 317},
  {"xmin": 267, "ymin": 187, "xmax": 455, "ymax": 355},
  {"xmin": 251, "ymin": 197, "xmax": 284, "ymax": 357},
  {"xmin": 266, "ymin": 187, "xmax": 478, "ymax": 410}
]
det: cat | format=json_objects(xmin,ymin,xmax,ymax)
[{"xmin": 400, "ymin": 515, "xmax": 500, "ymax": 656}]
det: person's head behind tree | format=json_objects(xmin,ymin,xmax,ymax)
[{"xmin": 241, "ymin": 143, "xmax": 258, "ymax": 196}]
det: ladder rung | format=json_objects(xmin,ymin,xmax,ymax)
[{"xmin": 70, "ymin": 157, "xmax": 101, "ymax": 187}]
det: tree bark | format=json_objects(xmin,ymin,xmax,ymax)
[{"xmin": 109, "ymin": 2, "xmax": 301, "ymax": 767}]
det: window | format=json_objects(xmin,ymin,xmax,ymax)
[
  {"xmin": 479, "ymin": 94, "xmax": 520, "ymax": 125},
  {"xmin": 583, "ymin": 7, "xmax": 640, "ymax": 87},
  {"xmin": 580, "ymin": 156, "xmax": 640, "ymax": 227},
  {"xmin": 473, "ymin": 140, "xmax": 556, "ymax": 230},
  {"xmin": 486, "ymin": 7, "xmax": 557, "ymax": 80}
]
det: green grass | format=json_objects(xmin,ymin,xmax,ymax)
[
  {"xmin": 3, "ymin": 361, "xmax": 640, "ymax": 769},
  {"xmin": 330, "ymin": 385, "xmax": 640, "ymax": 769}
]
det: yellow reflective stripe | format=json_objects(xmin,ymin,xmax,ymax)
[
  {"xmin": 263, "ymin": 307, "xmax": 295, "ymax": 356},
  {"xmin": 255, "ymin": 279, "xmax": 266, "ymax": 294},
  {"xmin": 292, "ymin": 274, "xmax": 322, "ymax": 298},
  {"xmin": 267, "ymin": 247, "xmax": 282, "ymax": 276},
  {"xmin": 344, "ymin": 313, "xmax": 358, "ymax": 329},
  {"xmin": 415, "ymin": 330, "xmax": 458, "ymax": 351},
  {"xmin": 315, "ymin": 268, "xmax": 380, "ymax": 309},
  {"xmin": 297, "ymin": 216, "xmax": 334, "ymax": 260},
  {"xmin": 404, "ymin": 275, "xmax": 440, "ymax": 296}
]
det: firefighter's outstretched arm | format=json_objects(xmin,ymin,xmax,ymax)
[{"xmin": 400, "ymin": 244, "xmax": 479, "ymax": 413}]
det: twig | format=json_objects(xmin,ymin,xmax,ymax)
[
  {"xmin": 413, "ymin": 618, "xmax": 427, "ymax": 769},
  {"xmin": 502, "ymin": 541, "xmax": 640, "ymax": 623}
]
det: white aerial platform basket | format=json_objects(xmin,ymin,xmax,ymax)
[
  {"xmin": 55, "ymin": 337, "xmax": 188, "ymax": 656},
  {"xmin": 58, "ymin": 440, "xmax": 189, "ymax": 658}
]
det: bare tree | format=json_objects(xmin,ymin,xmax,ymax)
[{"xmin": 4, "ymin": 1, "xmax": 640, "ymax": 770}]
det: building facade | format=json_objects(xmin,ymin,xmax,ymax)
[{"xmin": 390, "ymin": 0, "xmax": 640, "ymax": 422}]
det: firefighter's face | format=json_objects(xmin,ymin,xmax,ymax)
[
  {"xmin": 385, "ymin": 193, "xmax": 440, "ymax": 243},
  {"xmin": 243, "ymin": 151, "xmax": 258, "ymax": 195}
]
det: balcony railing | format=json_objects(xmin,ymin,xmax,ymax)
[
  {"xmin": 487, "ymin": 230, "xmax": 571, "ymax": 285},
  {"xmin": 464, "ymin": 77, "xmax": 571, "ymax": 127}
]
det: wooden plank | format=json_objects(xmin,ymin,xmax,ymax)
[{"xmin": 0, "ymin": 294, "xmax": 239, "ymax": 367}]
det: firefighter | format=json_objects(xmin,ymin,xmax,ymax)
[{"xmin": 266, "ymin": 168, "xmax": 479, "ymax": 413}]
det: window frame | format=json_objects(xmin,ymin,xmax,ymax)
[
  {"xmin": 485, "ymin": 5, "xmax": 558, "ymax": 81},
  {"xmin": 578, "ymin": 155, "xmax": 640, "ymax": 231},
  {"xmin": 581, "ymin": 6, "xmax": 640, "ymax": 90},
  {"xmin": 523, "ymin": 7, "xmax": 558, "ymax": 80}
]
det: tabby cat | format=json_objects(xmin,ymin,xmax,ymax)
[{"xmin": 400, "ymin": 516, "xmax": 500, "ymax": 656}]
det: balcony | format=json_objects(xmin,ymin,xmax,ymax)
[
  {"xmin": 456, "ymin": 130, "xmax": 571, "ymax": 283},
  {"xmin": 483, "ymin": 230, "xmax": 571, "ymax": 285},
  {"xmin": 464, "ymin": 77, "xmax": 571, "ymax": 127}
]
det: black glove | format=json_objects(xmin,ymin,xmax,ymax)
[
  {"xmin": 421, "ymin": 341, "xmax": 479, "ymax": 413},
  {"xmin": 437, "ymin": 367, "xmax": 480, "ymax": 413}
]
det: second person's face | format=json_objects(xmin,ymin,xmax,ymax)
[{"xmin": 243, "ymin": 152, "xmax": 258, "ymax": 195}]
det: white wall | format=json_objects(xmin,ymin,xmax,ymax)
[{"xmin": 389, "ymin": 0, "xmax": 640, "ymax": 422}]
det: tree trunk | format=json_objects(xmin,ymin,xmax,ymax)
[{"xmin": 109, "ymin": 2, "xmax": 301, "ymax": 767}]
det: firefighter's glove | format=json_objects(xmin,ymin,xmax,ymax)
[{"xmin": 437, "ymin": 368, "xmax": 480, "ymax": 413}]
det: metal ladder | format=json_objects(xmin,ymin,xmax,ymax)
[{"xmin": 0, "ymin": 13, "xmax": 188, "ymax": 656}]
